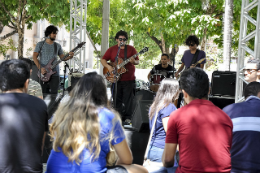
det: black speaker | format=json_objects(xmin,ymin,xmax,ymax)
[
  {"xmin": 211, "ymin": 71, "xmax": 236, "ymax": 96},
  {"xmin": 209, "ymin": 96, "xmax": 235, "ymax": 109},
  {"xmin": 134, "ymin": 89, "xmax": 155, "ymax": 101},
  {"xmin": 131, "ymin": 100, "xmax": 153, "ymax": 132}
]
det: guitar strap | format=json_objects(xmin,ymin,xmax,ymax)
[
  {"xmin": 124, "ymin": 45, "xmax": 127, "ymax": 60},
  {"xmin": 189, "ymin": 49, "xmax": 200, "ymax": 68},
  {"xmin": 53, "ymin": 42, "xmax": 58, "ymax": 57}
]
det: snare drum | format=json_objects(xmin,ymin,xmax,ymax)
[{"xmin": 149, "ymin": 74, "xmax": 165, "ymax": 92}]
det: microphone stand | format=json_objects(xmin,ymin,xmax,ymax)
[
  {"xmin": 112, "ymin": 42, "xmax": 124, "ymax": 111},
  {"xmin": 63, "ymin": 62, "xmax": 70, "ymax": 96}
]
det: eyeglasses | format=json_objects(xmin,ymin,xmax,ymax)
[
  {"xmin": 243, "ymin": 69, "xmax": 257, "ymax": 73},
  {"xmin": 118, "ymin": 38, "xmax": 127, "ymax": 41},
  {"xmin": 188, "ymin": 43, "xmax": 195, "ymax": 47}
]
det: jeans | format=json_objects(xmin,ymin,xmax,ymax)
[{"xmin": 146, "ymin": 145, "xmax": 178, "ymax": 173}]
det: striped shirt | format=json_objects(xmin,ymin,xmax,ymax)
[{"xmin": 223, "ymin": 96, "xmax": 260, "ymax": 172}]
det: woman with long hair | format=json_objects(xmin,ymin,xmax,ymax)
[
  {"xmin": 147, "ymin": 78, "xmax": 179, "ymax": 173},
  {"xmin": 46, "ymin": 72, "xmax": 147, "ymax": 173}
]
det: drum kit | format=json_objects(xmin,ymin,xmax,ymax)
[{"xmin": 149, "ymin": 71, "xmax": 174, "ymax": 92}]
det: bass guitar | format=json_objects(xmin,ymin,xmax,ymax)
[
  {"xmin": 103, "ymin": 47, "xmax": 149, "ymax": 83},
  {"xmin": 38, "ymin": 42, "xmax": 86, "ymax": 82}
]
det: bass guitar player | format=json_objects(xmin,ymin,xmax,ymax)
[
  {"xmin": 33, "ymin": 25, "xmax": 74, "ymax": 95},
  {"xmin": 100, "ymin": 30, "xmax": 139, "ymax": 124}
]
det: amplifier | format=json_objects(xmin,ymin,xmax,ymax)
[{"xmin": 211, "ymin": 71, "xmax": 236, "ymax": 97}]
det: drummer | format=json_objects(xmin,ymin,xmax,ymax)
[{"xmin": 147, "ymin": 53, "xmax": 174, "ymax": 80}]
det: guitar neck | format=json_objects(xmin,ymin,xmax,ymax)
[
  {"xmin": 117, "ymin": 53, "xmax": 139, "ymax": 69},
  {"xmin": 193, "ymin": 58, "xmax": 206, "ymax": 67},
  {"xmin": 51, "ymin": 46, "xmax": 79, "ymax": 70}
]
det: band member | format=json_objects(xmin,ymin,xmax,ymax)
[
  {"xmin": 174, "ymin": 35, "xmax": 206, "ymax": 78},
  {"xmin": 100, "ymin": 30, "xmax": 139, "ymax": 123},
  {"xmin": 147, "ymin": 54, "xmax": 174, "ymax": 80},
  {"xmin": 33, "ymin": 25, "xmax": 74, "ymax": 95}
]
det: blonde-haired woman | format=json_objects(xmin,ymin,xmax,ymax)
[
  {"xmin": 147, "ymin": 78, "xmax": 179, "ymax": 173},
  {"xmin": 46, "ymin": 72, "xmax": 147, "ymax": 173}
]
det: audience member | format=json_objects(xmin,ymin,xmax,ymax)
[
  {"xmin": 163, "ymin": 67, "xmax": 233, "ymax": 172},
  {"xmin": 223, "ymin": 82, "xmax": 260, "ymax": 172},
  {"xmin": 145, "ymin": 78, "xmax": 179, "ymax": 173},
  {"xmin": 20, "ymin": 57, "xmax": 43, "ymax": 99},
  {"xmin": 46, "ymin": 72, "xmax": 147, "ymax": 173},
  {"xmin": 244, "ymin": 58, "xmax": 260, "ymax": 82},
  {"xmin": 0, "ymin": 59, "xmax": 48, "ymax": 173}
]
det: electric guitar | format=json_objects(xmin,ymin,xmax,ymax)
[
  {"xmin": 176, "ymin": 57, "xmax": 206, "ymax": 79},
  {"xmin": 103, "ymin": 47, "xmax": 149, "ymax": 83},
  {"xmin": 38, "ymin": 42, "xmax": 86, "ymax": 82}
]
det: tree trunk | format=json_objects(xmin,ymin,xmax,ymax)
[
  {"xmin": 200, "ymin": 28, "xmax": 207, "ymax": 51},
  {"xmin": 169, "ymin": 45, "xmax": 178, "ymax": 70},
  {"xmin": 161, "ymin": 33, "xmax": 166, "ymax": 53},
  {"xmin": 17, "ymin": 27, "xmax": 24, "ymax": 58},
  {"xmin": 0, "ymin": 21, "xmax": 3, "ymax": 34},
  {"xmin": 223, "ymin": 0, "xmax": 233, "ymax": 71}
]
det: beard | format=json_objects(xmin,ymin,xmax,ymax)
[{"xmin": 50, "ymin": 37, "xmax": 55, "ymax": 41}]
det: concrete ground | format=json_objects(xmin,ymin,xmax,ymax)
[{"xmin": 43, "ymin": 163, "xmax": 47, "ymax": 173}]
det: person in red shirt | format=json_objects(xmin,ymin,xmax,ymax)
[
  {"xmin": 101, "ymin": 30, "xmax": 139, "ymax": 123},
  {"xmin": 162, "ymin": 67, "xmax": 233, "ymax": 173}
]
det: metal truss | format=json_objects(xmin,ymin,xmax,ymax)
[
  {"xmin": 235, "ymin": 0, "xmax": 260, "ymax": 102},
  {"xmin": 69, "ymin": 0, "xmax": 87, "ymax": 72}
]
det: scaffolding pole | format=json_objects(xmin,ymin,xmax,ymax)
[
  {"xmin": 235, "ymin": 0, "xmax": 260, "ymax": 102},
  {"xmin": 99, "ymin": 0, "xmax": 110, "ymax": 76},
  {"xmin": 70, "ymin": 0, "xmax": 87, "ymax": 72}
]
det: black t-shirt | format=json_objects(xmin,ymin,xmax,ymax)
[
  {"xmin": 150, "ymin": 64, "xmax": 174, "ymax": 78},
  {"xmin": 0, "ymin": 93, "xmax": 48, "ymax": 173}
]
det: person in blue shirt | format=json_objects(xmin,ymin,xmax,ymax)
[
  {"xmin": 46, "ymin": 72, "xmax": 148, "ymax": 173},
  {"xmin": 146, "ymin": 78, "xmax": 179, "ymax": 173},
  {"xmin": 223, "ymin": 81, "xmax": 260, "ymax": 173}
]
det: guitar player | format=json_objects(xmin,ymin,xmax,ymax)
[
  {"xmin": 33, "ymin": 25, "xmax": 74, "ymax": 95},
  {"xmin": 174, "ymin": 35, "xmax": 206, "ymax": 77},
  {"xmin": 100, "ymin": 30, "xmax": 139, "ymax": 124},
  {"xmin": 174, "ymin": 35, "xmax": 206, "ymax": 108}
]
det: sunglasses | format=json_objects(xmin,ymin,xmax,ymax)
[
  {"xmin": 188, "ymin": 43, "xmax": 195, "ymax": 46},
  {"xmin": 118, "ymin": 38, "xmax": 127, "ymax": 41},
  {"xmin": 243, "ymin": 69, "xmax": 257, "ymax": 73}
]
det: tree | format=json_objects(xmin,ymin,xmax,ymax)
[
  {"xmin": 120, "ymin": 0, "xmax": 227, "ymax": 67},
  {"xmin": 0, "ymin": 0, "xmax": 71, "ymax": 58},
  {"xmin": 223, "ymin": 0, "xmax": 233, "ymax": 70},
  {"xmin": 0, "ymin": 38, "xmax": 16, "ymax": 58}
]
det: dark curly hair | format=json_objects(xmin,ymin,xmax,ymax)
[
  {"xmin": 185, "ymin": 35, "xmax": 200, "ymax": 46},
  {"xmin": 115, "ymin": 30, "xmax": 128, "ymax": 40},
  {"xmin": 45, "ymin": 25, "xmax": 59, "ymax": 37}
]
